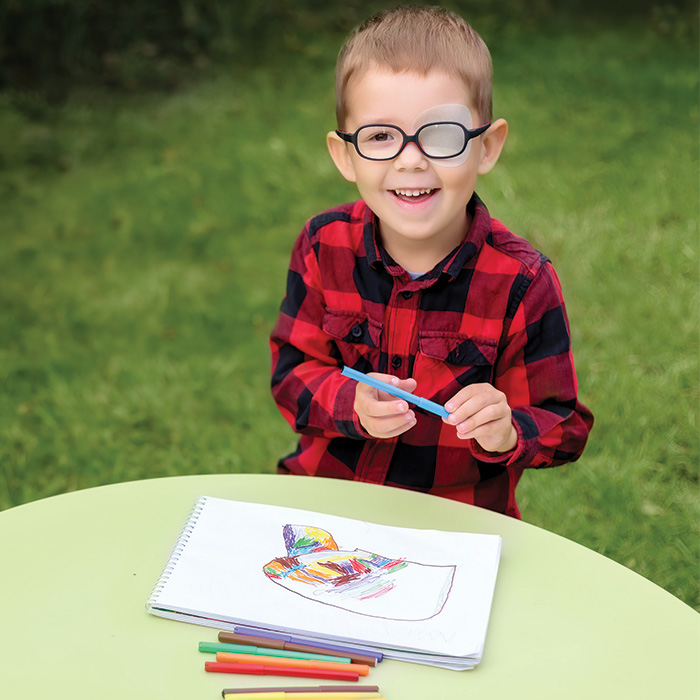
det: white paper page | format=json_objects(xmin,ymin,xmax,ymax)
[{"xmin": 149, "ymin": 497, "xmax": 501, "ymax": 659}]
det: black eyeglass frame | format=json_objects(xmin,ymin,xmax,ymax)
[{"xmin": 335, "ymin": 121, "xmax": 492, "ymax": 161}]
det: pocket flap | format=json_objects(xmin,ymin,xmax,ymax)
[
  {"xmin": 419, "ymin": 333, "xmax": 497, "ymax": 366},
  {"xmin": 323, "ymin": 310, "xmax": 382, "ymax": 348}
]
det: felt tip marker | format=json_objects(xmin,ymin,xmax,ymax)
[
  {"xmin": 341, "ymin": 366, "xmax": 450, "ymax": 419},
  {"xmin": 215, "ymin": 651, "xmax": 369, "ymax": 676},
  {"xmin": 222, "ymin": 694, "xmax": 384, "ymax": 700},
  {"xmin": 217, "ymin": 631, "xmax": 376, "ymax": 666},
  {"xmin": 221, "ymin": 686, "xmax": 380, "ymax": 696},
  {"xmin": 230, "ymin": 627, "xmax": 383, "ymax": 662},
  {"xmin": 204, "ymin": 661, "xmax": 359, "ymax": 681},
  {"xmin": 199, "ymin": 641, "xmax": 350, "ymax": 664}
]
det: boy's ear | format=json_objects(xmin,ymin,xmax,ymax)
[
  {"xmin": 327, "ymin": 131, "xmax": 358, "ymax": 183},
  {"xmin": 477, "ymin": 118, "xmax": 508, "ymax": 175}
]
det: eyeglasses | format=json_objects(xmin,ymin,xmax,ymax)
[{"xmin": 335, "ymin": 121, "xmax": 491, "ymax": 162}]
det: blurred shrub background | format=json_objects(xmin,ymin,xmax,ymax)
[{"xmin": 1, "ymin": 0, "xmax": 696, "ymax": 96}]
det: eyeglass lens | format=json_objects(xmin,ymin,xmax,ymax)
[{"xmin": 356, "ymin": 123, "xmax": 466, "ymax": 160}]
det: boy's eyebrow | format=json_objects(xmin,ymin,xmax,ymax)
[
  {"xmin": 346, "ymin": 115, "xmax": 403, "ymax": 127},
  {"xmin": 348, "ymin": 105, "xmax": 473, "ymax": 130}
]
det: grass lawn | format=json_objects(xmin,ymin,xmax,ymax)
[{"xmin": 1, "ymin": 20, "xmax": 698, "ymax": 609}]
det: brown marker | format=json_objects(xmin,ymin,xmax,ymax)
[{"xmin": 218, "ymin": 631, "xmax": 378, "ymax": 666}]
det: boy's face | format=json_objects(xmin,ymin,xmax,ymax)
[{"xmin": 328, "ymin": 68, "xmax": 505, "ymax": 267}]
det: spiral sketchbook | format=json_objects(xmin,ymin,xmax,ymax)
[{"xmin": 146, "ymin": 496, "xmax": 501, "ymax": 670}]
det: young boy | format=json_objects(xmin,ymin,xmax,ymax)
[{"xmin": 269, "ymin": 6, "xmax": 593, "ymax": 518}]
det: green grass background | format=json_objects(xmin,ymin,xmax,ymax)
[{"xmin": 1, "ymin": 19, "xmax": 698, "ymax": 609}]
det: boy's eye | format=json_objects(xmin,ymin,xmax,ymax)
[
  {"xmin": 361, "ymin": 129, "xmax": 395, "ymax": 143},
  {"xmin": 354, "ymin": 125, "xmax": 403, "ymax": 158}
]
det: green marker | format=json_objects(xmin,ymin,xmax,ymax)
[{"xmin": 198, "ymin": 641, "xmax": 352, "ymax": 663}]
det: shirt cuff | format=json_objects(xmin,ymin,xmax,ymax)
[{"xmin": 468, "ymin": 414, "xmax": 538, "ymax": 467}]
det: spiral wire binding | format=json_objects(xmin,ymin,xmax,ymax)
[{"xmin": 145, "ymin": 495, "xmax": 208, "ymax": 610}]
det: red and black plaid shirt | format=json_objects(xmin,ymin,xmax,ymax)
[{"xmin": 270, "ymin": 195, "xmax": 593, "ymax": 517}]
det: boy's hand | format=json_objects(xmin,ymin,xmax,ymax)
[
  {"xmin": 353, "ymin": 373, "xmax": 418, "ymax": 439},
  {"xmin": 444, "ymin": 384, "xmax": 518, "ymax": 454}
]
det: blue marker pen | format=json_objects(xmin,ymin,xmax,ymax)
[{"xmin": 341, "ymin": 366, "xmax": 450, "ymax": 419}]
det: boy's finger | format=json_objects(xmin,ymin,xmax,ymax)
[
  {"xmin": 356, "ymin": 381, "xmax": 413, "ymax": 416},
  {"xmin": 444, "ymin": 382, "xmax": 490, "ymax": 411},
  {"xmin": 366, "ymin": 373, "xmax": 418, "ymax": 401},
  {"xmin": 447, "ymin": 390, "xmax": 499, "ymax": 424},
  {"xmin": 455, "ymin": 402, "xmax": 512, "ymax": 441},
  {"xmin": 374, "ymin": 413, "xmax": 417, "ymax": 437},
  {"xmin": 362, "ymin": 410, "xmax": 416, "ymax": 438},
  {"xmin": 394, "ymin": 377, "xmax": 418, "ymax": 392},
  {"xmin": 457, "ymin": 421, "xmax": 502, "ymax": 441},
  {"xmin": 362, "ymin": 396, "xmax": 412, "ymax": 418}
]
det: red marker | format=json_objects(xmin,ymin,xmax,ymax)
[
  {"xmin": 204, "ymin": 661, "xmax": 359, "ymax": 681},
  {"xmin": 215, "ymin": 651, "xmax": 369, "ymax": 676}
]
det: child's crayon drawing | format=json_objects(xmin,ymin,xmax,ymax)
[{"xmin": 262, "ymin": 524, "xmax": 456, "ymax": 621}]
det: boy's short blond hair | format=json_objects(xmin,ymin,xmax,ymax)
[{"xmin": 335, "ymin": 5, "xmax": 493, "ymax": 129}]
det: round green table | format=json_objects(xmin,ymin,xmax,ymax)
[{"xmin": 1, "ymin": 474, "xmax": 698, "ymax": 699}]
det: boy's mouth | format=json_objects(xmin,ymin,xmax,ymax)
[{"xmin": 391, "ymin": 188, "xmax": 438, "ymax": 204}]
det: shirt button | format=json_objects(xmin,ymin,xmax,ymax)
[
  {"xmin": 391, "ymin": 356, "xmax": 402, "ymax": 369},
  {"xmin": 350, "ymin": 324, "xmax": 363, "ymax": 339},
  {"xmin": 400, "ymin": 291, "xmax": 413, "ymax": 299}
]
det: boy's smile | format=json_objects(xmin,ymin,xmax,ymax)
[
  {"xmin": 327, "ymin": 68, "xmax": 506, "ymax": 273},
  {"xmin": 392, "ymin": 188, "xmax": 440, "ymax": 208},
  {"xmin": 393, "ymin": 188, "xmax": 436, "ymax": 203}
]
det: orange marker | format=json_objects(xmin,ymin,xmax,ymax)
[{"xmin": 215, "ymin": 651, "xmax": 370, "ymax": 677}]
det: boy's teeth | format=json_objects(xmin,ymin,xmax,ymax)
[{"xmin": 394, "ymin": 188, "xmax": 433, "ymax": 197}]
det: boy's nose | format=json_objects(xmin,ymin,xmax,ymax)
[{"xmin": 393, "ymin": 141, "xmax": 428, "ymax": 171}]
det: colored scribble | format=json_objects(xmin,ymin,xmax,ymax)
[{"xmin": 262, "ymin": 524, "xmax": 456, "ymax": 621}]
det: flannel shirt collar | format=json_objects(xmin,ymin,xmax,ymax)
[{"xmin": 362, "ymin": 193, "xmax": 491, "ymax": 283}]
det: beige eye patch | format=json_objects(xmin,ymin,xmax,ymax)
[{"xmin": 411, "ymin": 104, "xmax": 474, "ymax": 167}]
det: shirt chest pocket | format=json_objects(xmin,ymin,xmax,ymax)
[
  {"xmin": 322, "ymin": 309, "xmax": 383, "ymax": 369},
  {"xmin": 415, "ymin": 332, "xmax": 498, "ymax": 397}
]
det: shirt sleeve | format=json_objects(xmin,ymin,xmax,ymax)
[
  {"xmin": 270, "ymin": 223, "xmax": 367, "ymax": 440},
  {"xmin": 469, "ymin": 259, "xmax": 594, "ymax": 468}
]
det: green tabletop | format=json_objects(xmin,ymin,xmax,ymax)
[{"xmin": 1, "ymin": 474, "xmax": 698, "ymax": 699}]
